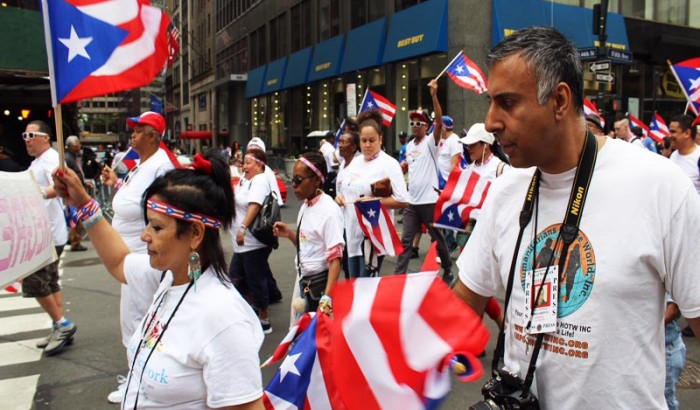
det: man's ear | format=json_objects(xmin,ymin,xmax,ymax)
[{"xmin": 552, "ymin": 82, "xmax": 572, "ymax": 121}]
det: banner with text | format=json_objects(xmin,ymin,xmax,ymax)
[{"xmin": 0, "ymin": 171, "xmax": 56, "ymax": 289}]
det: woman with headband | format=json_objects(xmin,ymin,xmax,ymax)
[
  {"xmin": 274, "ymin": 152, "xmax": 344, "ymax": 318},
  {"xmin": 52, "ymin": 152, "xmax": 265, "ymax": 410},
  {"xmin": 229, "ymin": 148, "xmax": 275, "ymax": 335},
  {"xmin": 335, "ymin": 109, "xmax": 408, "ymax": 277}
]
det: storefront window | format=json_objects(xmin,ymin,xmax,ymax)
[
  {"xmin": 317, "ymin": 81, "xmax": 332, "ymax": 130},
  {"xmin": 270, "ymin": 92, "xmax": 286, "ymax": 151}
]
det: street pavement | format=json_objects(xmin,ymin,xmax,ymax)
[{"xmin": 1, "ymin": 185, "xmax": 699, "ymax": 409}]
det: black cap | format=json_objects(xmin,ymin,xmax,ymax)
[
  {"xmin": 585, "ymin": 114, "xmax": 603, "ymax": 131},
  {"xmin": 325, "ymin": 131, "xmax": 336, "ymax": 139},
  {"xmin": 631, "ymin": 126, "xmax": 644, "ymax": 137},
  {"xmin": 399, "ymin": 131, "xmax": 408, "ymax": 138}
]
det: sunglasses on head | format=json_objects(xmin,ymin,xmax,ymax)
[
  {"xmin": 22, "ymin": 131, "xmax": 49, "ymax": 141},
  {"xmin": 291, "ymin": 174, "xmax": 314, "ymax": 186},
  {"xmin": 409, "ymin": 121, "xmax": 426, "ymax": 127}
]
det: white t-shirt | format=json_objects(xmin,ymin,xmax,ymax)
[
  {"xmin": 123, "ymin": 254, "xmax": 263, "ymax": 409},
  {"xmin": 29, "ymin": 148, "xmax": 67, "ymax": 246},
  {"xmin": 336, "ymin": 151, "xmax": 408, "ymax": 257},
  {"xmin": 457, "ymin": 138, "xmax": 700, "ymax": 409},
  {"xmin": 264, "ymin": 165, "xmax": 284, "ymax": 206},
  {"xmin": 112, "ymin": 148, "xmax": 175, "ymax": 346},
  {"xmin": 319, "ymin": 140, "xmax": 336, "ymax": 173},
  {"xmin": 232, "ymin": 173, "xmax": 270, "ymax": 253},
  {"xmin": 296, "ymin": 194, "xmax": 344, "ymax": 277},
  {"xmin": 669, "ymin": 146, "xmax": 700, "ymax": 195},
  {"xmin": 112, "ymin": 149, "xmax": 176, "ymax": 253},
  {"xmin": 406, "ymin": 135, "xmax": 439, "ymax": 204},
  {"xmin": 437, "ymin": 133, "xmax": 462, "ymax": 182}
]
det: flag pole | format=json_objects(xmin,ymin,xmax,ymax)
[
  {"xmin": 358, "ymin": 87, "xmax": 369, "ymax": 113},
  {"xmin": 434, "ymin": 50, "xmax": 464, "ymax": 81},
  {"xmin": 54, "ymin": 104, "xmax": 66, "ymax": 170},
  {"xmin": 667, "ymin": 60, "xmax": 699, "ymax": 116}
]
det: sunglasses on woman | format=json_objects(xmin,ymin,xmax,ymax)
[
  {"xmin": 409, "ymin": 121, "xmax": 426, "ymax": 127},
  {"xmin": 291, "ymin": 174, "xmax": 314, "ymax": 186},
  {"xmin": 22, "ymin": 131, "xmax": 49, "ymax": 141}
]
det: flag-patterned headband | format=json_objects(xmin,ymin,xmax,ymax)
[
  {"xmin": 245, "ymin": 154, "xmax": 265, "ymax": 165},
  {"xmin": 146, "ymin": 199, "xmax": 222, "ymax": 230},
  {"xmin": 299, "ymin": 157, "xmax": 325, "ymax": 183}
]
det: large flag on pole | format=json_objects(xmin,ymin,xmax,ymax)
[
  {"xmin": 648, "ymin": 112, "xmax": 669, "ymax": 143},
  {"xmin": 355, "ymin": 198, "xmax": 403, "ymax": 257},
  {"xmin": 359, "ymin": 89, "xmax": 397, "ymax": 127},
  {"xmin": 669, "ymin": 58, "xmax": 700, "ymax": 115},
  {"xmin": 443, "ymin": 51, "xmax": 488, "ymax": 94},
  {"xmin": 583, "ymin": 97, "xmax": 606, "ymax": 128},
  {"xmin": 434, "ymin": 161, "xmax": 493, "ymax": 232},
  {"xmin": 41, "ymin": 0, "xmax": 180, "ymax": 106}
]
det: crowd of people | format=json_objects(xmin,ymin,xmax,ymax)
[{"xmin": 6, "ymin": 25, "xmax": 700, "ymax": 409}]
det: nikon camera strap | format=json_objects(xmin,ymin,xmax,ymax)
[{"xmin": 491, "ymin": 130, "xmax": 598, "ymax": 395}]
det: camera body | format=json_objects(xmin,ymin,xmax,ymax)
[{"xmin": 468, "ymin": 369, "xmax": 540, "ymax": 410}]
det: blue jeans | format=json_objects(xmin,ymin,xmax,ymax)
[
  {"xmin": 665, "ymin": 335, "xmax": 686, "ymax": 410},
  {"xmin": 347, "ymin": 255, "xmax": 385, "ymax": 278}
]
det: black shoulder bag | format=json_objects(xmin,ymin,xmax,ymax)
[
  {"xmin": 250, "ymin": 176, "xmax": 281, "ymax": 249},
  {"xmin": 483, "ymin": 131, "xmax": 598, "ymax": 408}
]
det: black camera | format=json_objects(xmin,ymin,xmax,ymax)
[{"xmin": 468, "ymin": 369, "xmax": 540, "ymax": 410}]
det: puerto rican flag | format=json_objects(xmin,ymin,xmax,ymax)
[
  {"xmin": 118, "ymin": 141, "xmax": 182, "ymax": 172},
  {"xmin": 355, "ymin": 199, "xmax": 403, "ymax": 257},
  {"xmin": 262, "ymin": 313, "xmax": 316, "ymax": 368},
  {"xmin": 42, "ymin": 0, "xmax": 180, "ymax": 106},
  {"xmin": 670, "ymin": 57, "xmax": 700, "ymax": 115},
  {"xmin": 627, "ymin": 113, "xmax": 651, "ymax": 137},
  {"xmin": 648, "ymin": 112, "xmax": 669, "ymax": 143},
  {"xmin": 359, "ymin": 90, "xmax": 397, "ymax": 127},
  {"xmin": 583, "ymin": 97, "xmax": 605, "ymax": 128},
  {"xmin": 434, "ymin": 161, "xmax": 492, "ymax": 232},
  {"xmin": 444, "ymin": 51, "xmax": 488, "ymax": 94}
]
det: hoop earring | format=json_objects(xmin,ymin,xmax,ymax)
[{"xmin": 188, "ymin": 250, "xmax": 202, "ymax": 289}]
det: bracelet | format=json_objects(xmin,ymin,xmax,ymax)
[
  {"xmin": 320, "ymin": 295, "xmax": 332, "ymax": 305},
  {"xmin": 114, "ymin": 178, "xmax": 124, "ymax": 191},
  {"xmin": 76, "ymin": 198, "xmax": 103, "ymax": 229},
  {"xmin": 83, "ymin": 211, "xmax": 104, "ymax": 230}
]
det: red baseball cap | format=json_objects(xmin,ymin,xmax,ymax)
[
  {"xmin": 409, "ymin": 110, "xmax": 430, "ymax": 124},
  {"xmin": 127, "ymin": 111, "xmax": 166, "ymax": 137}
]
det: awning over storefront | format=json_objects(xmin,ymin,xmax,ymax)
[
  {"xmin": 492, "ymin": 0, "xmax": 630, "ymax": 52},
  {"xmin": 382, "ymin": 0, "xmax": 448, "ymax": 64},
  {"xmin": 180, "ymin": 131, "xmax": 212, "ymax": 139},
  {"xmin": 262, "ymin": 57, "xmax": 287, "ymax": 94},
  {"xmin": 283, "ymin": 47, "xmax": 312, "ymax": 89},
  {"xmin": 308, "ymin": 35, "xmax": 345, "ymax": 82},
  {"xmin": 245, "ymin": 66, "xmax": 267, "ymax": 98},
  {"xmin": 341, "ymin": 18, "xmax": 387, "ymax": 73}
]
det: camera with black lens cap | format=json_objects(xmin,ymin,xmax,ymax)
[{"xmin": 468, "ymin": 368, "xmax": 539, "ymax": 410}]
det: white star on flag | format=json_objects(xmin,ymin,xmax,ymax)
[
  {"xmin": 279, "ymin": 352, "xmax": 302, "ymax": 382},
  {"xmin": 59, "ymin": 26, "xmax": 93, "ymax": 62},
  {"xmin": 447, "ymin": 211, "xmax": 454, "ymax": 221},
  {"xmin": 690, "ymin": 75, "xmax": 700, "ymax": 91},
  {"xmin": 366, "ymin": 208, "xmax": 377, "ymax": 219},
  {"xmin": 367, "ymin": 101, "xmax": 375, "ymax": 108},
  {"xmin": 455, "ymin": 65, "xmax": 464, "ymax": 73}
]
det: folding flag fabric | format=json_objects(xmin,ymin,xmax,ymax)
[
  {"xmin": 355, "ymin": 198, "xmax": 403, "ymax": 256},
  {"xmin": 670, "ymin": 57, "xmax": 700, "ymax": 115},
  {"xmin": 627, "ymin": 113, "xmax": 651, "ymax": 136},
  {"xmin": 583, "ymin": 98, "xmax": 606, "ymax": 128},
  {"xmin": 120, "ymin": 148, "xmax": 140, "ymax": 172},
  {"xmin": 648, "ymin": 113, "xmax": 669, "ymax": 143},
  {"xmin": 263, "ymin": 313, "xmax": 346, "ymax": 410},
  {"xmin": 359, "ymin": 90, "xmax": 397, "ymax": 127},
  {"xmin": 262, "ymin": 313, "xmax": 315, "ymax": 367},
  {"xmin": 330, "ymin": 273, "xmax": 489, "ymax": 409},
  {"xmin": 444, "ymin": 51, "xmax": 488, "ymax": 94},
  {"xmin": 42, "ymin": 0, "xmax": 180, "ymax": 106},
  {"xmin": 434, "ymin": 162, "xmax": 492, "ymax": 232}
]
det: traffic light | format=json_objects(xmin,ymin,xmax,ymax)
[{"xmin": 592, "ymin": 0, "xmax": 608, "ymax": 43}]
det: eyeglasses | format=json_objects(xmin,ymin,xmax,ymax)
[
  {"xmin": 22, "ymin": 131, "xmax": 49, "ymax": 141},
  {"xmin": 409, "ymin": 121, "xmax": 426, "ymax": 127},
  {"xmin": 291, "ymin": 175, "xmax": 314, "ymax": 186}
]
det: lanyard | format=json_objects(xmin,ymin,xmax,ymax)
[{"xmin": 491, "ymin": 130, "xmax": 598, "ymax": 393}]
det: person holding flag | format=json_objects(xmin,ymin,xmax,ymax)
[
  {"xmin": 100, "ymin": 111, "xmax": 178, "ymax": 403},
  {"xmin": 334, "ymin": 109, "xmax": 408, "ymax": 277}
]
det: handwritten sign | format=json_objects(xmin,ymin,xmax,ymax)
[{"xmin": 0, "ymin": 171, "xmax": 56, "ymax": 289}]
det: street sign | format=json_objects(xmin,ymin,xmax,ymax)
[
  {"xmin": 607, "ymin": 49, "xmax": 633, "ymax": 64},
  {"xmin": 589, "ymin": 60, "xmax": 611, "ymax": 72},
  {"xmin": 595, "ymin": 72, "xmax": 615, "ymax": 84},
  {"xmin": 578, "ymin": 47, "xmax": 597, "ymax": 61}
]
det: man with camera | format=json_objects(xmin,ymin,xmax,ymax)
[{"xmin": 454, "ymin": 26, "xmax": 700, "ymax": 409}]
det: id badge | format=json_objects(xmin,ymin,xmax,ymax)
[{"xmin": 523, "ymin": 265, "xmax": 558, "ymax": 334}]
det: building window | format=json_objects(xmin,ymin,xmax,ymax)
[
  {"xmin": 291, "ymin": 0, "xmax": 312, "ymax": 52},
  {"xmin": 395, "ymin": 0, "xmax": 423, "ymax": 11},
  {"xmin": 318, "ymin": 0, "xmax": 341, "ymax": 40},
  {"xmin": 270, "ymin": 12, "xmax": 287, "ymax": 61},
  {"xmin": 656, "ymin": 0, "xmax": 688, "ymax": 25},
  {"xmin": 249, "ymin": 25, "xmax": 266, "ymax": 68},
  {"xmin": 199, "ymin": 93, "xmax": 207, "ymax": 111},
  {"xmin": 351, "ymin": 0, "xmax": 386, "ymax": 29}
]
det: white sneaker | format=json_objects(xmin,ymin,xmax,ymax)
[{"xmin": 107, "ymin": 375, "xmax": 127, "ymax": 404}]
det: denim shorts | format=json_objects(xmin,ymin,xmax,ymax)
[{"xmin": 22, "ymin": 246, "xmax": 64, "ymax": 298}]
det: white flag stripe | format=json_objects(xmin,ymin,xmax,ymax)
[
  {"xmin": 265, "ymin": 391, "xmax": 298, "ymax": 410},
  {"xmin": 0, "ymin": 339, "xmax": 44, "ymax": 367},
  {"xmin": 77, "ymin": 0, "xmax": 139, "ymax": 26},
  {"xmin": 343, "ymin": 279, "xmax": 424, "ymax": 409},
  {"xmin": 401, "ymin": 273, "xmax": 451, "ymax": 370},
  {"xmin": 375, "ymin": 99, "xmax": 396, "ymax": 114},
  {"xmin": 0, "ymin": 313, "xmax": 52, "ymax": 337},
  {"xmin": 307, "ymin": 351, "xmax": 333, "ymax": 410},
  {"xmin": 0, "ymin": 375, "xmax": 40, "ymax": 410},
  {"xmin": 377, "ymin": 220, "xmax": 394, "ymax": 255},
  {"xmin": 0, "ymin": 296, "xmax": 39, "ymax": 313},
  {"xmin": 453, "ymin": 75, "xmax": 482, "ymax": 90}
]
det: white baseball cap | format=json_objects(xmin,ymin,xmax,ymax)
[
  {"xmin": 460, "ymin": 123, "xmax": 495, "ymax": 145},
  {"xmin": 247, "ymin": 137, "xmax": 266, "ymax": 152}
]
